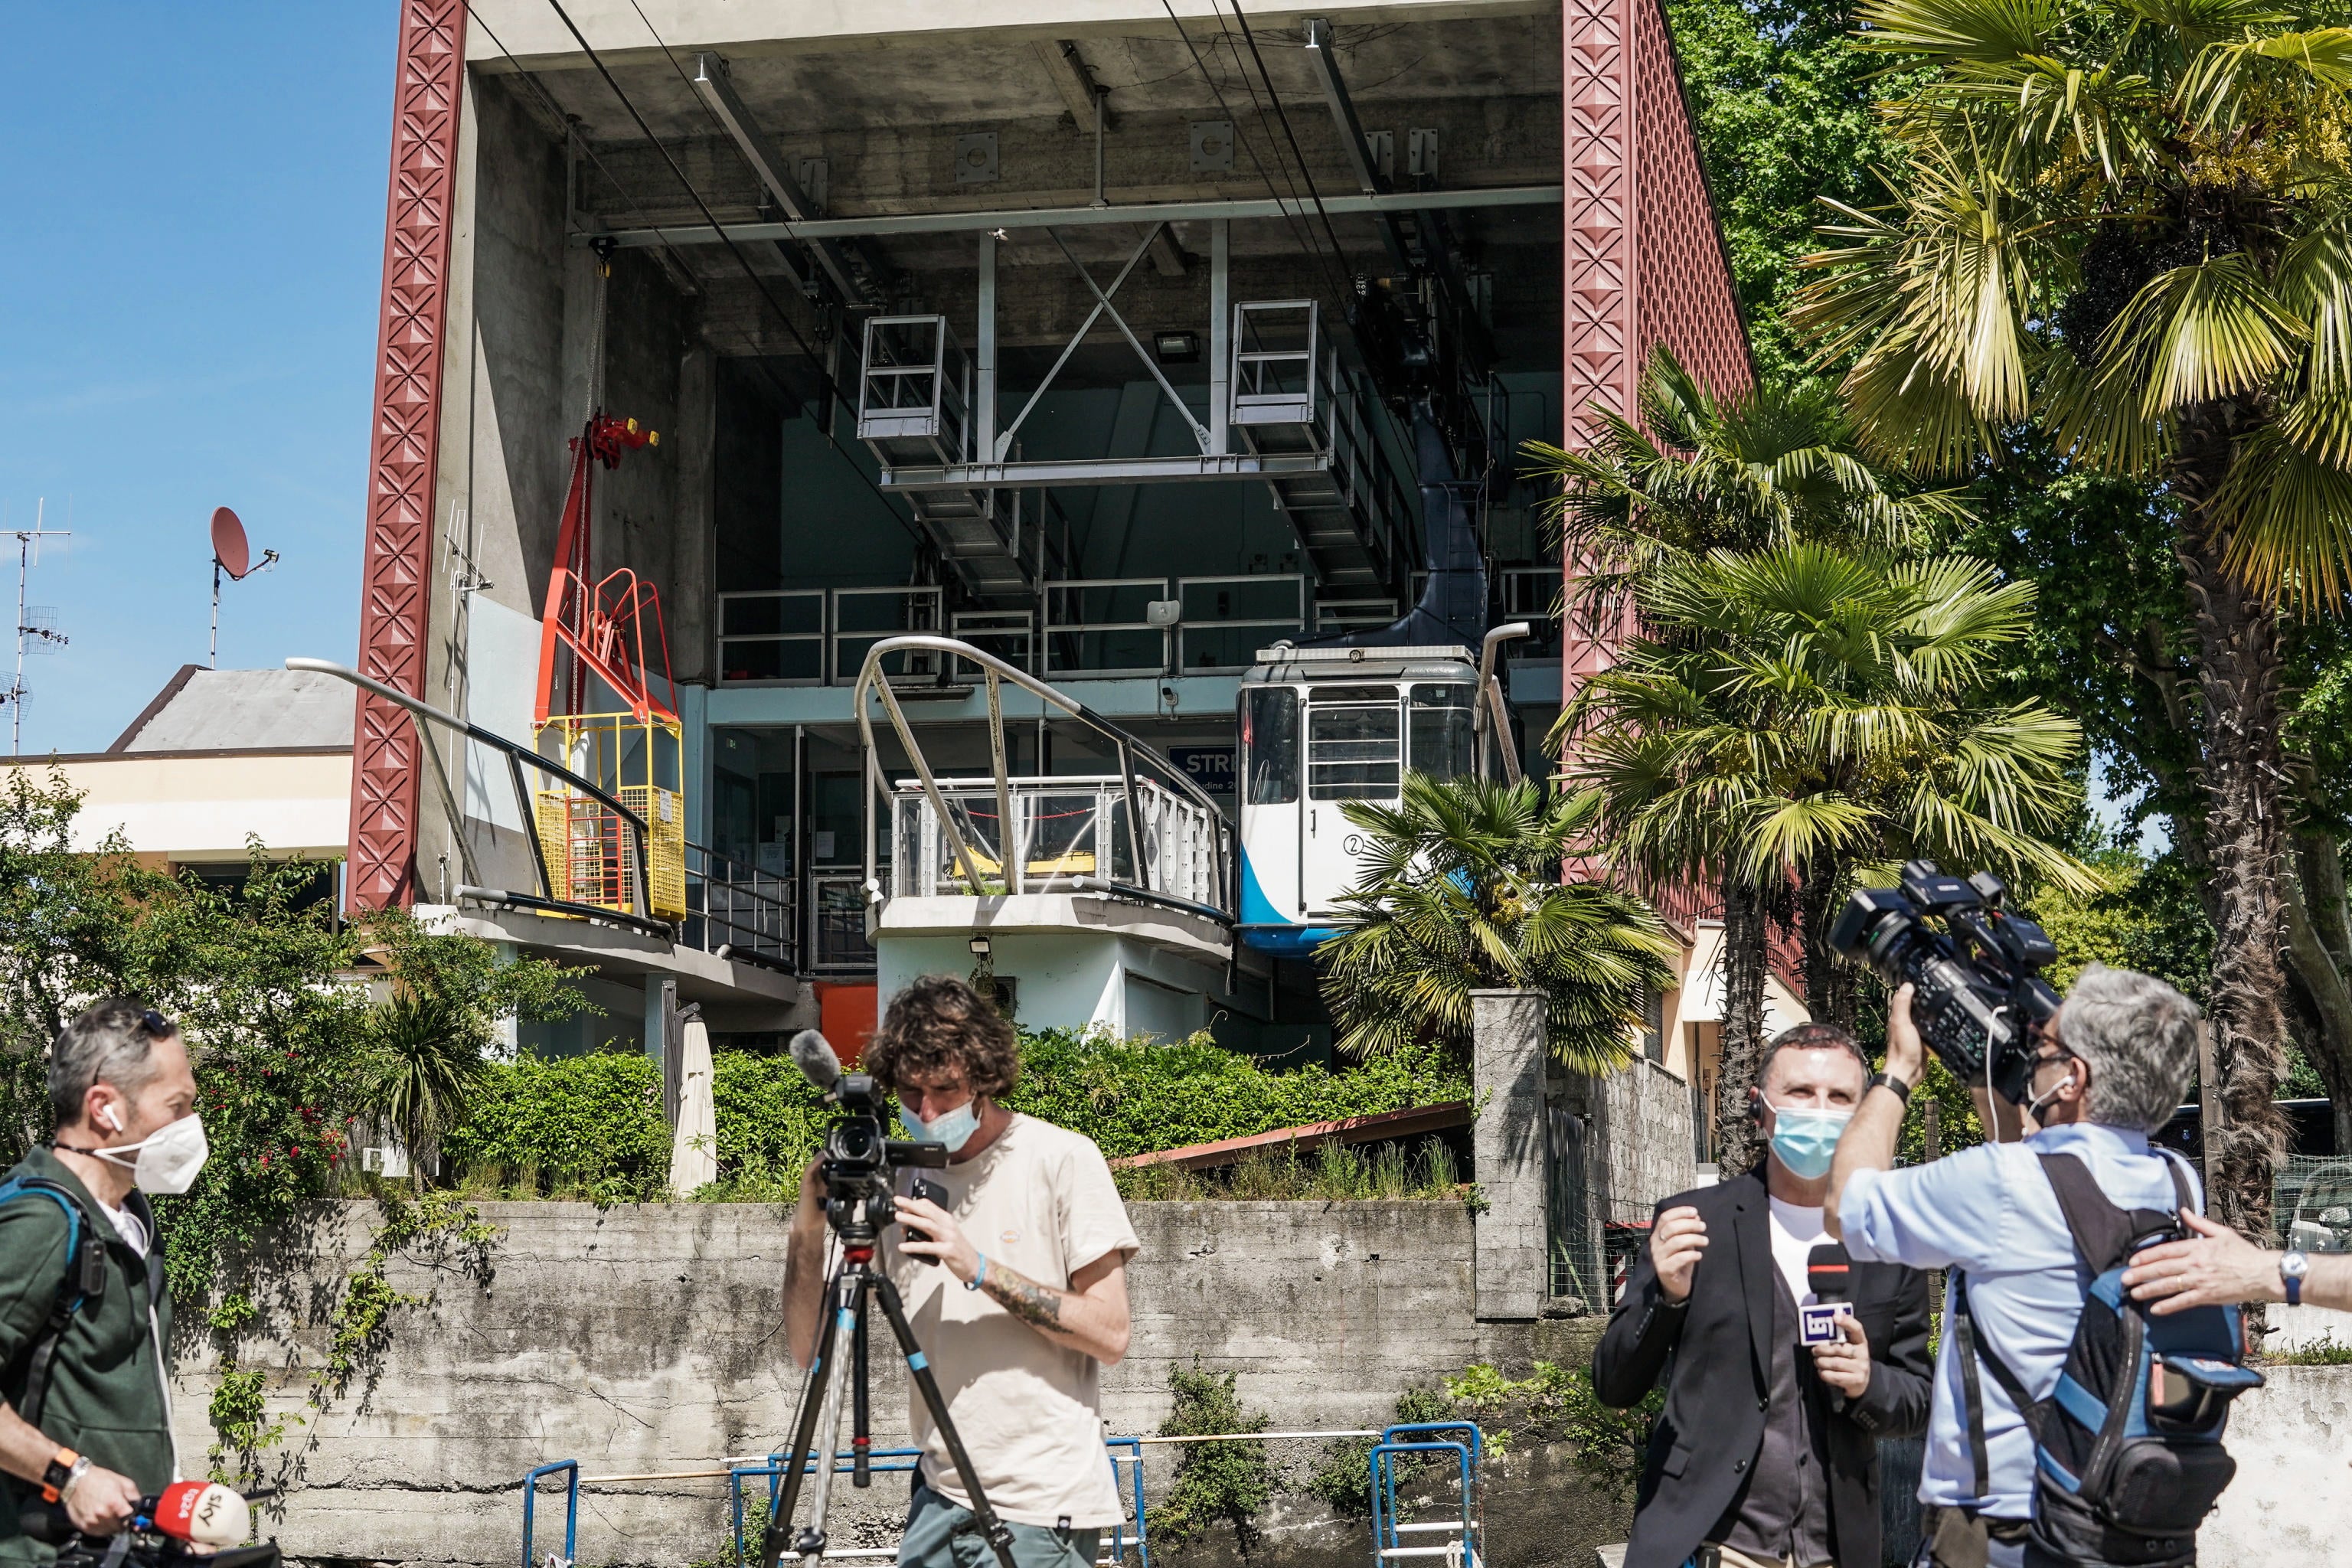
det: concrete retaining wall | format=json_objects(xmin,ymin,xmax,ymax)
[{"xmin": 174, "ymin": 1200, "xmax": 1590, "ymax": 1568}]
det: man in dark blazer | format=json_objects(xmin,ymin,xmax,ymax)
[{"xmin": 1595, "ymin": 1024, "xmax": 1934, "ymax": 1568}]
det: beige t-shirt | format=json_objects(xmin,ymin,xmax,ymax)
[{"xmin": 882, "ymin": 1112, "xmax": 1141, "ymax": 1527}]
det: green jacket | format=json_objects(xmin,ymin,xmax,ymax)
[{"xmin": 0, "ymin": 1148, "xmax": 177, "ymax": 1565}]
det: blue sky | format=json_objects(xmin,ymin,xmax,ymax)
[{"xmin": 0, "ymin": 5, "xmax": 395, "ymax": 753}]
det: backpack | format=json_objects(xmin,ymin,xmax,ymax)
[
  {"xmin": 0, "ymin": 1174, "xmax": 109, "ymax": 1429},
  {"xmin": 1955, "ymin": 1152, "xmax": 2262, "ymax": 1568}
]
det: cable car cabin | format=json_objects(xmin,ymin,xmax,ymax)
[{"xmin": 1237, "ymin": 645, "xmax": 1480, "ymax": 957}]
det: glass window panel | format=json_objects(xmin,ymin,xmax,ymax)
[
  {"xmin": 1243, "ymin": 688, "xmax": 1300, "ymax": 805},
  {"xmin": 1409, "ymin": 683, "xmax": 1477, "ymax": 782},
  {"xmin": 1308, "ymin": 702, "xmax": 1402, "ymax": 800}
]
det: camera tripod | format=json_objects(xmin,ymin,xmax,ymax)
[{"xmin": 758, "ymin": 1228, "xmax": 1020, "ymax": 1568}]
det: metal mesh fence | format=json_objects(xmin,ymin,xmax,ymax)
[{"xmin": 2275, "ymin": 1153, "xmax": 2352, "ymax": 1251}]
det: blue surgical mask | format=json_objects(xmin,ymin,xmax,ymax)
[
  {"xmin": 1765, "ymin": 1099, "xmax": 1853, "ymax": 1180},
  {"xmin": 901, "ymin": 1099, "xmax": 982, "ymax": 1153}
]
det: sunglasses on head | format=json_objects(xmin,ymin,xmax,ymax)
[{"xmin": 136, "ymin": 1009, "xmax": 174, "ymax": 1037}]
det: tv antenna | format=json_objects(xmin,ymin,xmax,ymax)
[
  {"xmin": 5, "ymin": 498, "xmax": 71, "ymax": 756},
  {"xmin": 209, "ymin": 507, "xmax": 280, "ymax": 668}
]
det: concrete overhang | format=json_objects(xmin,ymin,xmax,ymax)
[
  {"xmin": 423, "ymin": 901, "xmax": 803, "ymax": 1010},
  {"xmin": 878, "ymin": 892, "xmax": 1230, "ymax": 966}
]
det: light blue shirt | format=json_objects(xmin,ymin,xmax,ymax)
[{"xmin": 1839, "ymin": 1121, "xmax": 2200, "ymax": 1517}]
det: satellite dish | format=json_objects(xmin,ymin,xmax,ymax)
[{"xmin": 211, "ymin": 507, "xmax": 251, "ymax": 581}]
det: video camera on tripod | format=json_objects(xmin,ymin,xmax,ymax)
[
  {"xmin": 762, "ymin": 1033, "xmax": 1017, "ymax": 1568},
  {"xmin": 1827, "ymin": 860, "xmax": 2062, "ymax": 1105},
  {"xmin": 18, "ymin": 1481, "xmax": 277, "ymax": 1568},
  {"xmin": 789, "ymin": 1029, "xmax": 948, "ymax": 1247}
]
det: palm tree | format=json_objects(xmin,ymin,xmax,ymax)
[
  {"xmin": 1793, "ymin": 0, "xmax": 2352, "ymax": 1233},
  {"xmin": 1563, "ymin": 542, "xmax": 2090, "ymax": 1171},
  {"xmin": 1522, "ymin": 345, "xmax": 1969, "ymax": 580},
  {"xmin": 361, "ymin": 992, "xmax": 485, "ymax": 1190},
  {"xmin": 1315, "ymin": 774, "xmax": 1681, "ymax": 1073}
]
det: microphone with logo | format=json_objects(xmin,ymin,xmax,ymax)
[
  {"xmin": 18, "ymin": 1479, "xmax": 274, "ymax": 1568},
  {"xmin": 1799, "ymin": 1241, "xmax": 1855, "ymax": 1347}
]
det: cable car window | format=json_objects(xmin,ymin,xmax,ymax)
[
  {"xmin": 1308, "ymin": 700, "xmax": 1403, "ymax": 800},
  {"xmin": 1310, "ymin": 684, "xmax": 1396, "ymax": 703},
  {"xmin": 1243, "ymin": 688, "xmax": 1300, "ymax": 805},
  {"xmin": 1409, "ymin": 684, "xmax": 1476, "ymax": 782}
]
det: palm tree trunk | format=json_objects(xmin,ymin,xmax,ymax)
[
  {"xmin": 2176, "ymin": 439, "xmax": 2292, "ymax": 1242},
  {"xmin": 1713, "ymin": 877, "xmax": 1772, "ymax": 1176},
  {"xmin": 2282, "ymin": 829, "xmax": 2352, "ymax": 1158},
  {"xmin": 1799, "ymin": 854, "xmax": 1860, "ymax": 1033}
]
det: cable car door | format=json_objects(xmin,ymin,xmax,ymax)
[{"xmin": 1302, "ymin": 684, "xmax": 1403, "ymax": 916}]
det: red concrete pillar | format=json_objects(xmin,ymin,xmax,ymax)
[{"xmin": 347, "ymin": 0, "xmax": 469, "ymax": 909}]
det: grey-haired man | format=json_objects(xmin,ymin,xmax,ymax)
[
  {"xmin": 0, "ymin": 1000, "xmax": 201, "ymax": 1563},
  {"xmin": 1825, "ymin": 965, "xmax": 2207, "ymax": 1568}
]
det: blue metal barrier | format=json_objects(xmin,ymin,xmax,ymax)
[
  {"xmin": 524, "ymin": 1439, "xmax": 1152, "ymax": 1568},
  {"xmin": 1369, "ymin": 1423, "xmax": 1481, "ymax": 1568},
  {"xmin": 521, "ymin": 1460, "xmax": 579, "ymax": 1568},
  {"xmin": 1102, "ymin": 1436, "xmax": 1149, "ymax": 1568}
]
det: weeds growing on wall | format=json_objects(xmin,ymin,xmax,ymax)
[
  {"xmin": 205, "ymin": 1190, "xmax": 501, "ymax": 1490},
  {"xmin": 1153, "ymin": 1365, "xmax": 1276, "ymax": 1550},
  {"xmin": 1111, "ymin": 1138, "xmax": 1469, "ymax": 1204}
]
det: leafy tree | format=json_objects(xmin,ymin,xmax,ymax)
[
  {"xmin": 1793, "ymin": 0, "xmax": 2352, "ymax": 1234},
  {"xmin": 1663, "ymin": 0, "xmax": 1931, "ymax": 377},
  {"xmin": 1562, "ymin": 543, "xmax": 2089, "ymax": 1171},
  {"xmin": 0, "ymin": 769, "xmax": 582, "ymax": 1296},
  {"xmin": 1315, "ymin": 774, "xmax": 1680, "ymax": 1073}
]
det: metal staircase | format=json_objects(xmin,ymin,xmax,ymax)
[
  {"xmin": 1229, "ymin": 302, "xmax": 1416, "ymax": 613},
  {"xmin": 855, "ymin": 316, "xmax": 1067, "ymax": 603}
]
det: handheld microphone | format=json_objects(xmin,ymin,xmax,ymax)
[
  {"xmin": 149, "ymin": 1481, "xmax": 252, "ymax": 1549},
  {"xmin": 789, "ymin": 1030, "xmax": 843, "ymax": 1093},
  {"xmin": 1807, "ymin": 1241, "xmax": 1852, "ymax": 1304},
  {"xmin": 1799, "ymin": 1241, "xmax": 1856, "ymax": 1345}
]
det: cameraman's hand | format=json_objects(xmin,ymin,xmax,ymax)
[
  {"xmin": 892, "ymin": 1194, "xmax": 979, "ymax": 1282},
  {"xmin": 1884, "ymin": 983, "xmax": 1926, "ymax": 1084},
  {"xmin": 1651, "ymin": 1206, "xmax": 1708, "ymax": 1302},
  {"xmin": 63, "ymin": 1465, "xmax": 139, "ymax": 1537},
  {"xmin": 795, "ymin": 1157, "xmax": 826, "ymax": 1223}
]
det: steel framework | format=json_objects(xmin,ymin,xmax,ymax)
[{"xmin": 347, "ymin": 0, "xmax": 467, "ymax": 909}]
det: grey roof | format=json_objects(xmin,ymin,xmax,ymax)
[{"xmin": 113, "ymin": 665, "xmax": 354, "ymax": 753}]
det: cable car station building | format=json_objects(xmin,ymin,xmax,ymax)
[{"xmin": 339, "ymin": 0, "xmax": 1771, "ymax": 1081}]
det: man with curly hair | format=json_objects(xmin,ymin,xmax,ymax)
[{"xmin": 782, "ymin": 975, "xmax": 1140, "ymax": 1568}]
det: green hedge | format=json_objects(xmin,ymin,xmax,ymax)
[{"xmin": 446, "ymin": 1031, "xmax": 1470, "ymax": 1197}]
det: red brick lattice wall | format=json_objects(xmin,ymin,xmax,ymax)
[
  {"xmin": 1632, "ymin": 0, "xmax": 1751, "ymax": 405},
  {"xmin": 347, "ymin": 0, "xmax": 469, "ymax": 909}
]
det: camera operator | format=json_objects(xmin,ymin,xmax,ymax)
[
  {"xmin": 781, "ymin": 977, "xmax": 1139, "ymax": 1568},
  {"xmin": 1824, "ymin": 965, "xmax": 2203, "ymax": 1568},
  {"xmin": 1595, "ymin": 1023, "xmax": 1932, "ymax": 1568},
  {"xmin": 2, "ymin": 1001, "xmax": 199, "ymax": 1562}
]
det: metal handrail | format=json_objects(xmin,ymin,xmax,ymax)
[
  {"xmin": 852, "ymin": 635, "xmax": 1230, "ymax": 912},
  {"xmin": 290, "ymin": 657, "xmax": 658, "ymax": 926}
]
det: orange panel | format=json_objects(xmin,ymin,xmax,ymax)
[{"xmin": 815, "ymin": 982, "xmax": 879, "ymax": 1067}]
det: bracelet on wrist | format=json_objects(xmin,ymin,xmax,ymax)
[{"xmin": 966, "ymin": 1253, "xmax": 988, "ymax": 1292}]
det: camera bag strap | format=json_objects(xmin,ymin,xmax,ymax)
[
  {"xmin": 0, "ymin": 1176, "xmax": 106, "ymax": 1429},
  {"xmin": 1952, "ymin": 1270, "xmax": 2037, "ymax": 1505}
]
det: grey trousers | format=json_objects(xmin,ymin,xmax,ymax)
[{"xmin": 898, "ymin": 1483, "xmax": 1102, "ymax": 1568}]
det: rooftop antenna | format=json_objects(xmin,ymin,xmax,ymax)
[
  {"xmin": 209, "ymin": 507, "xmax": 281, "ymax": 668},
  {"xmin": 7, "ymin": 499, "xmax": 71, "ymax": 756}
]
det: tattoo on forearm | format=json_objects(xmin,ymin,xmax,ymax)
[{"xmin": 982, "ymin": 1263, "xmax": 1066, "ymax": 1331}]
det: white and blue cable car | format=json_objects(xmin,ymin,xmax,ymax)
[{"xmin": 1235, "ymin": 643, "xmax": 1490, "ymax": 958}]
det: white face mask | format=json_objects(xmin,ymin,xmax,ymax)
[{"xmin": 96, "ymin": 1108, "xmax": 210, "ymax": 1195}]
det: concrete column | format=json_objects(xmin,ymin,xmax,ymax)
[
  {"xmin": 673, "ymin": 344, "xmax": 717, "ymax": 684},
  {"xmin": 1472, "ymin": 988, "xmax": 1549, "ymax": 1320}
]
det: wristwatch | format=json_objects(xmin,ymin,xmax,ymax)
[
  {"xmin": 2281, "ymin": 1249, "xmax": 2311, "ymax": 1307},
  {"xmin": 40, "ymin": 1448, "xmax": 83, "ymax": 1505},
  {"xmin": 1870, "ymin": 1071, "xmax": 1913, "ymax": 1106}
]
